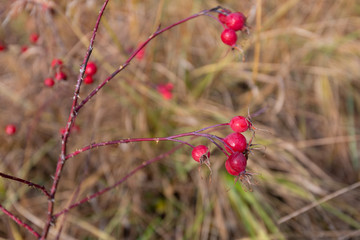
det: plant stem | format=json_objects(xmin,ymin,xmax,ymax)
[
  {"xmin": 0, "ymin": 172, "xmax": 50, "ymax": 198},
  {"xmin": 0, "ymin": 204, "xmax": 40, "ymax": 238}
]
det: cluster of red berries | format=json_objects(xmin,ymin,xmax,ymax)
[
  {"xmin": 44, "ymin": 58, "xmax": 67, "ymax": 87},
  {"xmin": 191, "ymin": 116, "xmax": 253, "ymax": 177},
  {"xmin": 218, "ymin": 9, "xmax": 247, "ymax": 47},
  {"xmin": 83, "ymin": 61, "xmax": 98, "ymax": 85}
]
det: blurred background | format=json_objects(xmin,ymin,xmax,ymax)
[{"xmin": 1, "ymin": 0, "xmax": 360, "ymax": 239}]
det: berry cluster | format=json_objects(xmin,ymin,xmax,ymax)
[
  {"xmin": 83, "ymin": 61, "xmax": 98, "ymax": 85},
  {"xmin": 218, "ymin": 9, "xmax": 247, "ymax": 47},
  {"xmin": 44, "ymin": 58, "xmax": 66, "ymax": 87},
  {"xmin": 191, "ymin": 115, "xmax": 255, "ymax": 182}
]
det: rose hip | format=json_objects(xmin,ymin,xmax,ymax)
[
  {"xmin": 55, "ymin": 71, "xmax": 67, "ymax": 81},
  {"xmin": 84, "ymin": 75, "xmax": 94, "ymax": 84},
  {"xmin": 229, "ymin": 116, "xmax": 251, "ymax": 132},
  {"xmin": 227, "ymin": 151, "xmax": 247, "ymax": 173},
  {"xmin": 223, "ymin": 132, "xmax": 247, "ymax": 153},
  {"xmin": 221, "ymin": 29, "xmax": 237, "ymax": 46},
  {"xmin": 85, "ymin": 62, "xmax": 97, "ymax": 76},
  {"xmin": 44, "ymin": 78, "xmax": 55, "ymax": 87},
  {"xmin": 192, "ymin": 145, "xmax": 210, "ymax": 162},
  {"xmin": 225, "ymin": 12, "xmax": 246, "ymax": 31},
  {"xmin": 5, "ymin": 124, "xmax": 16, "ymax": 135}
]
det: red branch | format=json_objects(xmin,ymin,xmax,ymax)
[
  {"xmin": 0, "ymin": 172, "xmax": 50, "ymax": 198},
  {"xmin": 0, "ymin": 204, "xmax": 40, "ymax": 238}
]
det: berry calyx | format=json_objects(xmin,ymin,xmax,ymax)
[
  {"xmin": 192, "ymin": 145, "xmax": 210, "ymax": 163},
  {"xmin": 5, "ymin": 124, "xmax": 16, "ymax": 135},
  {"xmin": 51, "ymin": 58, "xmax": 63, "ymax": 68},
  {"xmin": 221, "ymin": 29, "xmax": 237, "ymax": 46},
  {"xmin": 30, "ymin": 33, "xmax": 39, "ymax": 44},
  {"xmin": 225, "ymin": 12, "xmax": 246, "ymax": 31},
  {"xmin": 229, "ymin": 116, "xmax": 251, "ymax": 132},
  {"xmin": 84, "ymin": 75, "xmax": 94, "ymax": 84},
  {"xmin": 223, "ymin": 132, "xmax": 247, "ymax": 153},
  {"xmin": 55, "ymin": 71, "xmax": 67, "ymax": 81},
  {"xmin": 227, "ymin": 151, "xmax": 247, "ymax": 173},
  {"xmin": 85, "ymin": 62, "xmax": 97, "ymax": 76},
  {"xmin": 44, "ymin": 78, "xmax": 55, "ymax": 87}
]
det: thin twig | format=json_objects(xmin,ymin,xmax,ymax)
[
  {"xmin": 0, "ymin": 204, "xmax": 40, "ymax": 238},
  {"xmin": 0, "ymin": 172, "xmax": 50, "ymax": 198}
]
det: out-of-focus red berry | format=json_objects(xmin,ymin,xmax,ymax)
[
  {"xmin": 55, "ymin": 71, "xmax": 67, "ymax": 81},
  {"xmin": 5, "ymin": 124, "xmax": 17, "ymax": 135},
  {"xmin": 44, "ymin": 78, "xmax": 55, "ymax": 87},
  {"xmin": 84, "ymin": 75, "xmax": 94, "ymax": 84},
  {"xmin": 51, "ymin": 58, "xmax": 63, "ymax": 68},
  {"xmin": 30, "ymin": 33, "xmax": 39, "ymax": 44}
]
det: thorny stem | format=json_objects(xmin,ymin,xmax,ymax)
[
  {"xmin": 40, "ymin": 4, "xmax": 223, "ymax": 239},
  {"xmin": 0, "ymin": 204, "xmax": 40, "ymax": 238},
  {"xmin": 0, "ymin": 172, "xmax": 50, "ymax": 198},
  {"xmin": 41, "ymin": 0, "xmax": 111, "ymax": 239},
  {"xmin": 74, "ymin": 6, "xmax": 222, "ymax": 113},
  {"xmin": 65, "ymin": 128, "xmax": 230, "ymax": 161},
  {"xmin": 54, "ymin": 145, "xmax": 182, "ymax": 218}
]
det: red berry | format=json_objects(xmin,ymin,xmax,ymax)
[
  {"xmin": 5, "ymin": 124, "xmax": 16, "ymax": 135},
  {"xmin": 85, "ymin": 62, "xmax": 97, "ymax": 76},
  {"xmin": 55, "ymin": 71, "xmax": 67, "ymax": 81},
  {"xmin": 227, "ymin": 151, "xmax": 247, "ymax": 173},
  {"xmin": 225, "ymin": 12, "xmax": 246, "ymax": 31},
  {"xmin": 44, "ymin": 77, "xmax": 55, "ymax": 87},
  {"xmin": 191, "ymin": 145, "xmax": 210, "ymax": 162},
  {"xmin": 21, "ymin": 45, "xmax": 28, "ymax": 53},
  {"xmin": 156, "ymin": 83, "xmax": 174, "ymax": 100},
  {"xmin": 136, "ymin": 48, "xmax": 146, "ymax": 60},
  {"xmin": 223, "ymin": 132, "xmax": 247, "ymax": 153},
  {"xmin": 221, "ymin": 29, "xmax": 237, "ymax": 46},
  {"xmin": 229, "ymin": 116, "xmax": 251, "ymax": 132},
  {"xmin": 0, "ymin": 44, "xmax": 6, "ymax": 51},
  {"xmin": 225, "ymin": 160, "xmax": 240, "ymax": 176},
  {"xmin": 51, "ymin": 58, "xmax": 63, "ymax": 68},
  {"xmin": 218, "ymin": 13, "xmax": 227, "ymax": 24},
  {"xmin": 84, "ymin": 75, "xmax": 94, "ymax": 84},
  {"xmin": 30, "ymin": 33, "xmax": 39, "ymax": 44}
]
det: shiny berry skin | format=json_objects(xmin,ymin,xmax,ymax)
[
  {"xmin": 225, "ymin": 12, "xmax": 246, "ymax": 31},
  {"xmin": 84, "ymin": 75, "xmax": 94, "ymax": 84},
  {"xmin": 221, "ymin": 29, "xmax": 237, "ymax": 46},
  {"xmin": 55, "ymin": 71, "xmax": 67, "ymax": 81},
  {"xmin": 5, "ymin": 124, "xmax": 16, "ymax": 135},
  {"xmin": 227, "ymin": 151, "xmax": 247, "ymax": 173},
  {"xmin": 225, "ymin": 160, "xmax": 240, "ymax": 176},
  {"xmin": 223, "ymin": 132, "xmax": 247, "ymax": 153},
  {"xmin": 85, "ymin": 62, "xmax": 97, "ymax": 76},
  {"xmin": 230, "ymin": 116, "xmax": 251, "ymax": 132},
  {"xmin": 44, "ymin": 78, "xmax": 55, "ymax": 87},
  {"xmin": 30, "ymin": 33, "xmax": 39, "ymax": 44},
  {"xmin": 192, "ymin": 145, "xmax": 210, "ymax": 162},
  {"xmin": 51, "ymin": 58, "xmax": 63, "ymax": 68}
]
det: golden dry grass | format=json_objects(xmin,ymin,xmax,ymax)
[{"xmin": 1, "ymin": 0, "xmax": 360, "ymax": 239}]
